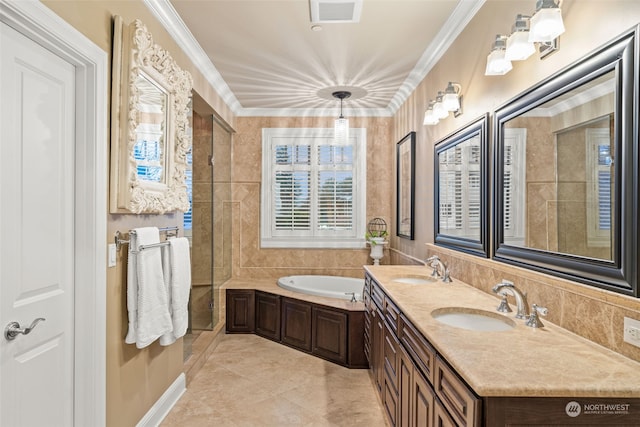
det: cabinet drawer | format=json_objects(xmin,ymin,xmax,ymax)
[
  {"xmin": 370, "ymin": 279, "xmax": 385, "ymax": 311},
  {"xmin": 384, "ymin": 296, "xmax": 399, "ymax": 333},
  {"xmin": 435, "ymin": 356, "xmax": 481, "ymax": 427},
  {"xmin": 399, "ymin": 314, "xmax": 436, "ymax": 384}
]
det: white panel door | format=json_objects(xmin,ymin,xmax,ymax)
[{"xmin": 1, "ymin": 21, "xmax": 76, "ymax": 427}]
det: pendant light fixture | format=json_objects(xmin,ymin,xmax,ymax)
[{"xmin": 333, "ymin": 91, "xmax": 351, "ymax": 144}]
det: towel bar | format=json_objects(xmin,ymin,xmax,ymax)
[{"xmin": 114, "ymin": 226, "xmax": 179, "ymax": 251}]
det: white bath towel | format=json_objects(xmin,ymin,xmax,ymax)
[
  {"xmin": 126, "ymin": 227, "xmax": 173, "ymax": 348},
  {"xmin": 160, "ymin": 237, "xmax": 192, "ymax": 346}
]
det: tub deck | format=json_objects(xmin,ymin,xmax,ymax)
[{"xmin": 222, "ymin": 278, "xmax": 365, "ymax": 312}]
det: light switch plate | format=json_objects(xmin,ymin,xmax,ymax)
[
  {"xmin": 108, "ymin": 243, "xmax": 117, "ymax": 267},
  {"xmin": 623, "ymin": 317, "xmax": 640, "ymax": 348}
]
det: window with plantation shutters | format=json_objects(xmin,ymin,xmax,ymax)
[
  {"xmin": 438, "ymin": 140, "xmax": 481, "ymax": 239},
  {"xmin": 261, "ymin": 128, "xmax": 366, "ymax": 248},
  {"xmin": 503, "ymin": 128, "xmax": 526, "ymax": 246}
]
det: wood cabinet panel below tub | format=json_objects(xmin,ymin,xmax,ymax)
[
  {"xmin": 255, "ymin": 290, "xmax": 280, "ymax": 341},
  {"xmin": 225, "ymin": 289, "xmax": 255, "ymax": 333},
  {"xmin": 312, "ymin": 306, "xmax": 347, "ymax": 365},
  {"xmin": 281, "ymin": 297, "xmax": 312, "ymax": 352},
  {"xmin": 225, "ymin": 289, "xmax": 367, "ymax": 368}
]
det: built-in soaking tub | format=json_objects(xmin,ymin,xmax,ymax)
[{"xmin": 277, "ymin": 275, "xmax": 364, "ymax": 301}]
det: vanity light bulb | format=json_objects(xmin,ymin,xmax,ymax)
[
  {"xmin": 423, "ymin": 109, "xmax": 439, "ymax": 126},
  {"xmin": 432, "ymin": 100, "xmax": 449, "ymax": 119},
  {"xmin": 485, "ymin": 49, "xmax": 513, "ymax": 76},
  {"xmin": 442, "ymin": 93, "xmax": 460, "ymax": 112},
  {"xmin": 528, "ymin": 7, "xmax": 565, "ymax": 43},
  {"xmin": 505, "ymin": 31, "xmax": 536, "ymax": 61}
]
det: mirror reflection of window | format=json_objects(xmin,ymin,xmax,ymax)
[
  {"xmin": 502, "ymin": 70, "xmax": 615, "ymax": 261},
  {"xmin": 134, "ymin": 73, "xmax": 168, "ymax": 183},
  {"xmin": 502, "ymin": 129, "xmax": 526, "ymax": 246},
  {"xmin": 556, "ymin": 117, "xmax": 614, "ymax": 260},
  {"xmin": 438, "ymin": 137, "xmax": 481, "ymax": 239}
]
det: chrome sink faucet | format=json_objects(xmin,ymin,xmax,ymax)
[
  {"xmin": 425, "ymin": 255, "xmax": 452, "ymax": 283},
  {"xmin": 492, "ymin": 280, "xmax": 529, "ymax": 319}
]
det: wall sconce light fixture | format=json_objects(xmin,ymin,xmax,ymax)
[
  {"xmin": 485, "ymin": 35, "xmax": 513, "ymax": 76},
  {"xmin": 423, "ymin": 83, "xmax": 463, "ymax": 126},
  {"xmin": 528, "ymin": 0, "xmax": 565, "ymax": 43},
  {"xmin": 332, "ymin": 91, "xmax": 350, "ymax": 143},
  {"xmin": 506, "ymin": 14, "xmax": 536, "ymax": 61},
  {"xmin": 485, "ymin": 0, "xmax": 564, "ymax": 76}
]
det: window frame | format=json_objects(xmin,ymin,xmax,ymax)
[{"xmin": 260, "ymin": 127, "xmax": 367, "ymax": 249}]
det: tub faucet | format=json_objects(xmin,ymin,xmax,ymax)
[
  {"xmin": 345, "ymin": 292, "xmax": 357, "ymax": 303},
  {"xmin": 492, "ymin": 280, "xmax": 529, "ymax": 319},
  {"xmin": 425, "ymin": 255, "xmax": 451, "ymax": 283}
]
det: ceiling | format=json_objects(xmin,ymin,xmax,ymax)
[{"xmin": 147, "ymin": 0, "xmax": 485, "ymax": 117}]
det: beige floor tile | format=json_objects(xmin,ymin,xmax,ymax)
[{"xmin": 161, "ymin": 334, "xmax": 388, "ymax": 427}]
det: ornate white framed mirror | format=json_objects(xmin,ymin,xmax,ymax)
[{"xmin": 110, "ymin": 16, "xmax": 193, "ymax": 214}]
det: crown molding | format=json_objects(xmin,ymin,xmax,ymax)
[{"xmin": 144, "ymin": 0, "xmax": 484, "ymax": 118}]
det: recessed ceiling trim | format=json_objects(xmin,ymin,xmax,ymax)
[
  {"xmin": 236, "ymin": 107, "xmax": 393, "ymax": 118},
  {"xmin": 387, "ymin": 0, "xmax": 487, "ymax": 114}
]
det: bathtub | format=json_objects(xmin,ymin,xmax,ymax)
[{"xmin": 277, "ymin": 275, "xmax": 364, "ymax": 301}]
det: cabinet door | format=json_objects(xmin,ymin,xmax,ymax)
[
  {"xmin": 383, "ymin": 320, "xmax": 400, "ymax": 389},
  {"xmin": 434, "ymin": 399, "xmax": 456, "ymax": 427},
  {"xmin": 281, "ymin": 298, "xmax": 312, "ymax": 351},
  {"xmin": 225, "ymin": 289, "xmax": 255, "ymax": 333},
  {"xmin": 372, "ymin": 306, "xmax": 385, "ymax": 393},
  {"xmin": 398, "ymin": 344, "xmax": 414, "ymax": 427},
  {"xmin": 255, "ymin": 291, "xmax": 281, "ymax": 341},
  {"xmin": 312, "ymin": 306, "xmax": 347, "ymax": 364},
  {"xmin": 435, "ymin": 357, "xmax": 481, "ymax": 426},
  {"xmin": 413, "ymin": 367, "xmax": 435, "ymax": 427},
  {"xmin": 347, "ymin": 311, "xmax": 368, "ymax": 368}
]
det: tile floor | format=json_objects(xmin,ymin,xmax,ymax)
[{"xmin": 161, "ymin": 334, "xmax": 389, "ymax": 427}]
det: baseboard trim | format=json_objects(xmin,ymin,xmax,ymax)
[{"xmin": 136, "ymin": 373, "xmax": 186, "ymax": 427}]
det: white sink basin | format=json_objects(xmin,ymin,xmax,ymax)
[
  {"xmin": 431, "ymin": 307, "xmax": 516, "ymax": 332},
  {"xmin": 392, "ymin": 276, "xmax": 436, "ymax": 285}
]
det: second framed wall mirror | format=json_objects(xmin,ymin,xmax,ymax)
[
  {"xmin": 434, "ymin": 114, "xmax": 489, "ymax": 257},
  {"xmin": 493, "ymin": 26, "xmax": 639, "ymax": 296}
]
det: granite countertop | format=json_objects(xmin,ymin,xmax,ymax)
[{"xmin": 364, "ymin": 265, "xmax": 640, "ymax": 398}]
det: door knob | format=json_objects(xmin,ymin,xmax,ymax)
[{"xmin": 4, "ymin": 318, "xmax": 46, "ymax": 341}]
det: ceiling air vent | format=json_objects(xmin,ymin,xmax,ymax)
[{"xmin": 310, "ymin": 0, "xmax": 363, "ymax": 23}]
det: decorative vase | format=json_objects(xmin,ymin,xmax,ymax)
[{"xmin": 367, "ymin": 237, "xmax": 387, "ymax": 265}]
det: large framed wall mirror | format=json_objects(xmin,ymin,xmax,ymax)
[
  {"xmin": 110, "ymin": 16, "xmax": 193, "ymax": 214},
  {"xmin": 493, "ymin": 27, "xmax": 639, "ymax": 296},
  {"xmin": 435, "ymin": 114, "xmax": 489, "ymax": 257}
]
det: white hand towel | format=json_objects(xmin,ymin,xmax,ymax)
[
  {"xmin": 132, "ymin": 227, "xmax": 173, "ymax": 348},
  {"xmin": 160, "ymin": 237, "xmax": 191, "ymax": 346},
  {"xmin": 125, "ymin": 231, "xmax": 139, "ymax": 345}
]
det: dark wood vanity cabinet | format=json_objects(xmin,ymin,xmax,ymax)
[
  {"xmin": 255, "ymin": 290, "xmax": 280, "ymax": 341},
  {"xmin": 226, "ymin": 289, "xmax": 367, "ymax": 368},
  {"xmin": 364, "ymin": 273, "xmax": 481, "ymax": 427},
  {"xmin": 225, "ymin": 289, "xmax": 255, "ymax": 333}
]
